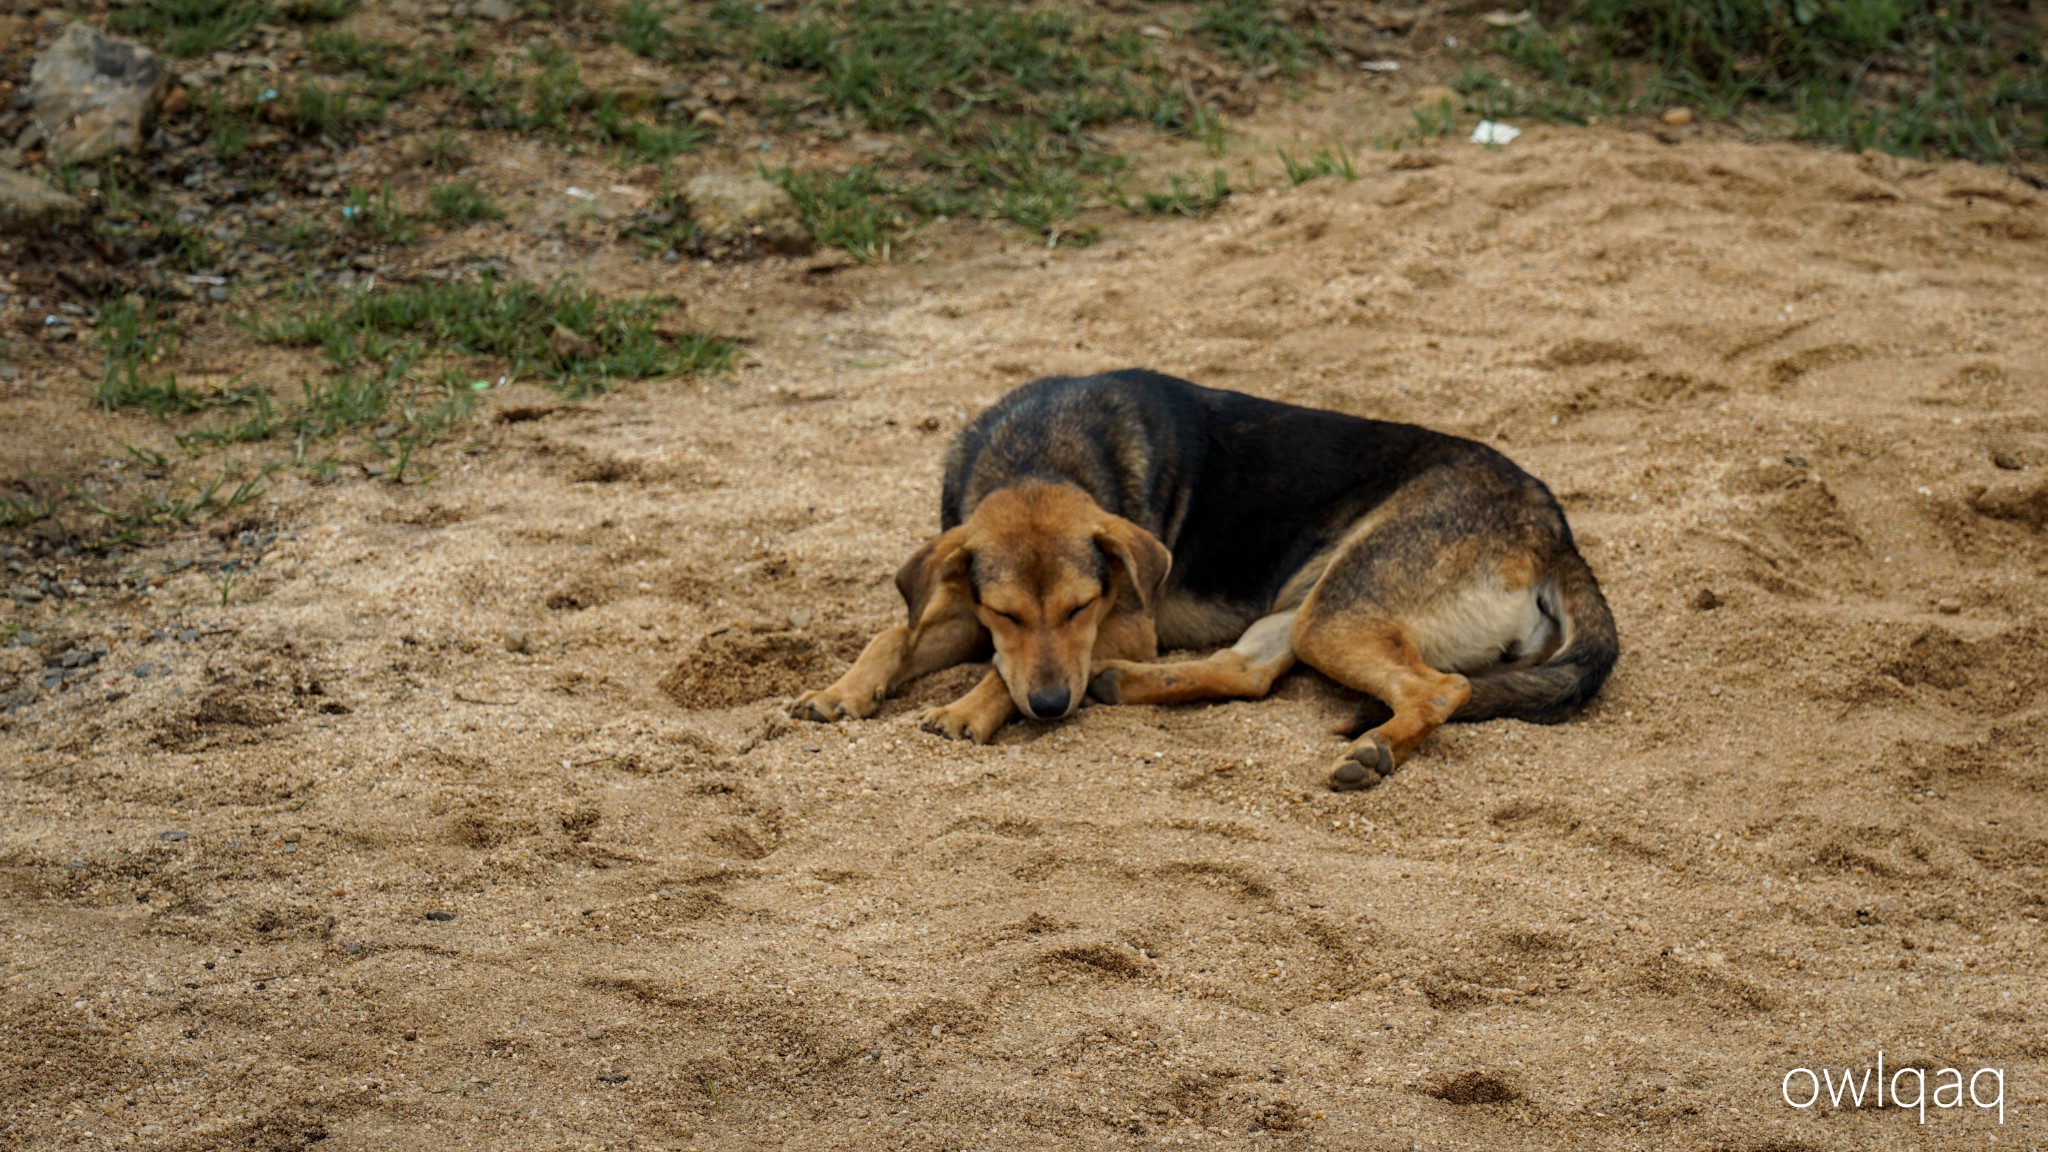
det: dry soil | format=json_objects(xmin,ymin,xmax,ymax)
[{"xmin": 5, "ymin": 125, "xmax": 2048, "ymax": 1152}]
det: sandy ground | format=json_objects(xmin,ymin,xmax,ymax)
[{"xmin": 5, "ymin": 124, "xmax": 2048, "ymax": 1152}]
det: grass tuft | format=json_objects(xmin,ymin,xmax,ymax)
[
  {"xmin": 111, "ymin": 0, "xmax": 271, "ymax": 57},
  {"xmin": 429, "ymin": 180, "xmax": 505, "ymax": 223},
  {"xmin": 1195, "ymin": 0, "xmax": 1318, "ymax": 74},
  {"xmin": 1486, "ymin": 0, "xmax": 2046, "ymax": 163},
  {"xmin": 1276, "ymin": 143, "xmax": 1356, "ymax": 184},
  {"xmin": 1121, "ymin": 169, "xmax": 1232, "ymax": 216},
  {"xmin": 344, "ymin": 183, "xmax": 418, "ymax": 245}
]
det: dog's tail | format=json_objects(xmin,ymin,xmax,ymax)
[
  {"xmin": 1339, "ymin": 550, "xmax": 1618, "ymax": 735},
  {"xmin": 1454, "ymin": 550, "xmax": 1618, "ymax": 723}
]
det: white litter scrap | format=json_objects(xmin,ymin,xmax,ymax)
[
  {"xmin": 1359, "ymin": 59, "xmax": 1401, "ymax": 73},
  {"xmin": 1470, "ymin": 120, "xmax": 1521, "ymax": 146}
]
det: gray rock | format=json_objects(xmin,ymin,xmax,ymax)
[
  {"xmin": 28, "ymin": 25, "xmax": 170, "ymax": 164},
  {"xmin": 685, "ymin": 170, "xmax": 812, "ymax": 258},
  {"xmin": 0, "ymin": 167, "xmax": 86, "ymax": 232},
  {"xmin": 472, "ymin": 0, "xmax": 519, "ymax": 19}
]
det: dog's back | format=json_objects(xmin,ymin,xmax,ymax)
[{"xmin": 945, "ymin": 371, "xmax": 1531, "ymax": 603}]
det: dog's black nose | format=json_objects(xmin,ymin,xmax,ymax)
[{"xmin": 1026, "ymin": 687, "xmax": 1072, "ymax": 719}]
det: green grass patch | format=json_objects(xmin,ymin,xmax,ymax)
[
  {"xmin": 343, "ymin": 183, "xmax": 418, "ymax": 245},
  {"xmin": 1483, "ymin": 0, "xmax": 2046, "ymax": 163},
  {"xmin": 283, "ymin": 81, "xmax": 384, "ymax": 140},
  {"xmin": 429, "ymin": 180, "xmax": 505, "ymax": 224},
  {"xmin": 1194, "ymin": 0, "xmax": 1319, "ymax": 74},
  {"xmin": 1119, "ymin": 169, "xmax": 1232, "ymax": 216},
  {"xmin": 1276, "ymin": 143, "xmax": 1356, "ymax": 184},
  {"xmin": 771, "ymin": 166, "xmax": 910, "ymax": 260},
  {"xmin": 111, "ymin": 0, "xmax": 271, "ymax": 57},
  {"xmin": 248, "ymin": 276, "xmax": 737, "ymax": 398},
  {"xmin": 94, "ymin": 298, "xmax": 246, "ymax": 416},
  {"xmin": 307, "ymin": 29, "xmax": 406, "ymax": 78},
  {"xmin": 615, "ymin": 0, "xmax": 679, "ymax": 60},
  {"xmin": 718, "ymin": 0, "xmax": 1221, "ymax": 249},
  {"xmin": 594, "ymin": 96, "xmax": 713, "ymax": 164},
  {"xmin": 281, "ymin": 0, "xmax": 358, "ymax": 19},
  {"xmin": 0, "ymin": 481, "xmax": 58, "ymax": 530},
  {"xmin": 75, "ymin": 468, "xmax": 271, "ymax": 530}
]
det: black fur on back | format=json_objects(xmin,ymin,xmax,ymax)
[{"xmin": 940, "ymin": 370, "xmax": 1617, "ymax": 725}]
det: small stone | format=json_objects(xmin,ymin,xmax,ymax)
[
  {"xmin": 425, "ymin": 910, "xmax": 456, "ymax": 922},
  {"xmin": 596, "ymin": 1073, "xmax": 629, "ymax": 1084},
  {"xmin": 27, "ymin": 25, "xmax": 170, "ymax": 164},
  {"xmin": 1936, "ymin": 599, "xmax": 1962, "ymax": 615},
  {"xmin": 1660, "ymin": 107, "xmax": 1694, "ymax": 127},
  {"xmin": 404, "ymin": 1029, "xmax": 418, "ymax": 1041},
  {"xmin": 684, "ymin": 170, "xmax": 811, "ymax": 257},
  {"xmin": 0, "ymin": 167, "xmax": 87, "ymax": 233},
  {"xmin": 503, "ymin": 629, "xmax": 531, "ymax": 654},
  {"xmin": 691, "ymin": 108, "xmax": 725, "ymax": 129},
  {"xmin": 134, "ymin": 663, "xmax": 157, "ymax": 678},
  {"xmin": 548, "ymin": 323, "xmax": 598, "ymax": 363},
  {"xmin": 159, "ymin": 830, "xmax": 188, "ymax": 841},
  {"xmin": 160, "ymin": 86, "xmax": 188, "ymax": 118},
  {"xmin": 787, "ymin": 608, "xmax": 813, "ymax": 629},
  {"xmin": 1691, "ymin": 588, "xmax": 1721, "ymax": 611},
  {"xmin": 472, "ymin": 0, "xmax": 518, "ymax": 19},
  {"xmin": 1991, "ymin": 449, "xmax": 2024, "ymax": 471}
]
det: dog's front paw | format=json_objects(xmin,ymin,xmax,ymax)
[
  {"xmin": 1328, "ymin": 733, "xmax": 1396, "ymax": 792},
  {"xmin": 919, "ymin": 702, "xmax": 1000, "ymax": 744},
  {"xmin": 792, "ymin": 684, "xmax": 880, "ymax": 723},
  {"xmin": 1087, "ymin": 662, "xmax": 1132, "ymax": 704}
]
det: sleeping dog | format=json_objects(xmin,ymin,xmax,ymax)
[{"xmin": 794, "ymin": 370, "xmax": 1618, "ymax": 790}]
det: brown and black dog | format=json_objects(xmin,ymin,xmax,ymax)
[{"xmin": 794, "ymin": 370, "xmax": 1618, "ymax": 790}]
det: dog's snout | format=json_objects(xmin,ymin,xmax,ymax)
[{"xmin": 1026, "ymin": 686, "xmax": 1072, "ymax": 719}]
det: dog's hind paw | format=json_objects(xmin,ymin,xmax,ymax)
[{"xmin": 1328, "ymin": 734, "xmax": 1396, "ymax": 791}]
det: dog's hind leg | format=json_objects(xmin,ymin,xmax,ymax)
[
  {"xmin": 1293, "ymin": 608, "xmax": 1471, "ymax": 791},
  {"xmin": 1089, "ymin": 611, "xmax": 1298, "ymax": 706},
  {"xmin": 793, "ymin": 616, "xmax": 987, "ymax": 722}
]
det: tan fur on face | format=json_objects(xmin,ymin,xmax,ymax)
[{"xmin": 898, "ymin": 483, "xmax": 1169, "ymax": 719}]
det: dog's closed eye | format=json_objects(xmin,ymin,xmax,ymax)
[{"xmin": 1063, "ymin": 597, "xmax": 1098, "ymax": 622}]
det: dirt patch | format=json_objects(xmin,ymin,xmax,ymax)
[
  {"xmin": 657, "ymin": 627, "xmax": 862, "ymax": 709},
  {"xmin": 1425, "ymin": 1071, "xmax": 1523, "ymax": 1106}
]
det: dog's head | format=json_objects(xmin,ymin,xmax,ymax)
[{"xmin": 897, "ymin": 483, "xmax": 1170, "ymax": 720}]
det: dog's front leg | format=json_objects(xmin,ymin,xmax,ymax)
[
  {"xmin": 794, "ymin": 616, "xmax": 985, "ymax": 722},
  {"xmin": 918, "ymin": 669, "xmax": 1016, "ymax": 744}
]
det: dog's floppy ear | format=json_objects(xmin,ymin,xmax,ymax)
[
  {"xmin": 1096, "ymin": 517, "xmax": 1171, "ymax": 616},
  {"xmin": 895, "ymin": 526, "xmax": 972, "ymax": 629}
]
